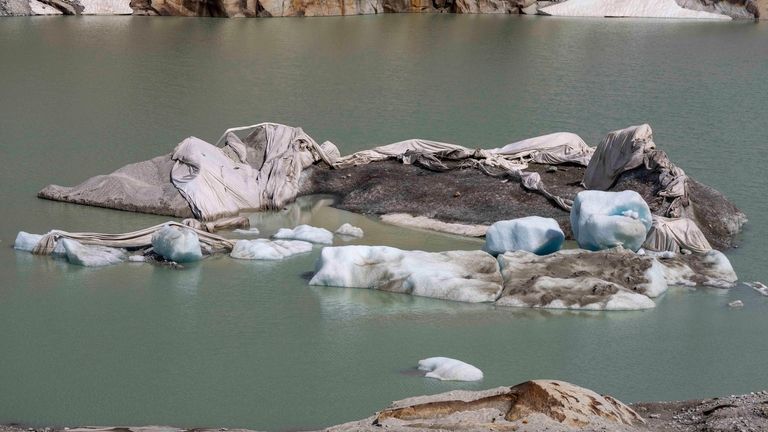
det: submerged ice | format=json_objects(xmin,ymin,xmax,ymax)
[
  {"xmin": 230, "ymin": 239, "xmax": 313, "ymax": 260},
  {"xmin": 273, "ymin": 225, "xmax": 334, "ymax": 244}
]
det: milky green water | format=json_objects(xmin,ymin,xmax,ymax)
[{"xmin": 1, "ymin": 14, "xmax": 768, "ymax": 431}]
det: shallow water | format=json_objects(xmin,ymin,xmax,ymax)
[{"xmin": 1, "ymin": 14, "xmax": 768, "ymax": 431}]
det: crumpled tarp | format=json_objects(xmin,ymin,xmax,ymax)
[
  {"xmin": 643, "ymin": 216, "xmax": 712, "ymax": 254},
  {"xmin": 490, "ymin": 132, "xmax": 595, "ymax": 166},
  {"xmin": 583, "ymin": 124, "xmax": 656, "ymax": 190},
  {"xmin": 171, "ymin": 123, "xmax": 338, "ymax": 221},
  {"xmin": 333, "ymin": 139, "xmax": 486, "ymax": 169},
  {"xmin": 31, "ymin": 221, "xmax": 234, "ymax": 256}
]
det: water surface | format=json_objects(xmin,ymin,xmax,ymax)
[{"xmin": 1, "ymin": 14, "xmax": 768, "ymax": 431}]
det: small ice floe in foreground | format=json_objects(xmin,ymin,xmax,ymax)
[
  {"xmin": 273, "ymin": 224, "xmax": 333, "ymax": 244},
  {"xmin": 151, "ymin": 225, "xmax": 203, "ymax": 263},
  {"xmin": 230, "ymin": 239, "xmax": 313, "ymax": 260},
  {"xmin": 728, "ymin": 300, "xmax": 744, "ymax": 308},
  {"xmin": 60, "ymin": 239, "xmax": 127, "ymax": 267},
  {"xmin": 418, "ymin": 357, "xmax": 483, "ymax": 382},
  {"xmin": 233, "ymin": 228, "xmax": 260, "ymax": 235},
  {"xmin": 335, "ymin": 223, "xmax": 364, "ymax": 238},
  {"xmin": 484, "ymin": 216, "xmax": 564, "ymax": 256},
  {"xmin": 747, "ymin": 281, "xmax": 768, "ymax": 296}
]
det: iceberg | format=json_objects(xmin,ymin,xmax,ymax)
[
  {"xmin": 539, "ymin": 0, "xmax": 731, "ymax": 20},
  {"xmin": 230, "ymin": 239, "xmax": 313, "ymax": 260},
  {"xmin": 418, "ymin": 357, "xmax": 483, "ymax": 382},
  {"xmin": 273, "ymin": 224, "xmax": 333, "ymax": 244},
  {"xmin": 652, "ymin": 250, "xmax": 738, "ymax": 288},
  {"xmin": 335, "ymin": 223, "xmax": 364, "ymax": 238},
  {"xmin": 570, "ymin": 190, "xmax": 652, "ymax": 252},
  {"xmin": 60, "ymin": 239, "xmax": 126, "ymax": 267},
  {"xmin": 484, "ymin": 216, "xmax": 564, "ymax": 256},
  {"xmin": 151, "ymin": 225, "xmax": 203, "ymax": 263},
  {"xmin": 309, "ymin": 246, "xmax": 503, "ymax": 303}
]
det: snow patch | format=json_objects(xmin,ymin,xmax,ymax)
[{"xmin": 540, "ymin": 0, "xmax": 730, "ymax": 20}]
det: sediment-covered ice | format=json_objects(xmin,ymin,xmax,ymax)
[
  {"xmin": 484, "ymin": 216, "xmax": 564, "ymax": 256},
  {"xmin": 151, "ymin": 225, "xmax": 203, "ymax": 263},
  {"xmin": 539, "ymin": 0, "xmax": 731, "ymax": 20},
  {"xmin": 273, "ymin": 224, "xmax": 333, "ymax": 244},
  {"xmin": 570, "ymin": 190, "xmax": 652, "ymax": 252},
  {"xmin": 230, "ymin": 239, "xmax": 313, "ymax": 260},
  {"xmin": 495, "ymin": 249, "xmax": 663, "ymax": 310},
  {"xmin": 418, "ymin": 357, "xmax": 483, "ymax": 382},
  {"xmin": 652, "ymin": 250, "xmax": 738, "ymax": 288},
  {"xmin": 60, "ymin": 239, "xmax": 127, "ymax": 267},
  {"xmin": 309, "ymin": 246, "xmax": 503, "ymax": 303},
  {"xmin": 335, "ymin": 223, "xmax": 364, "ymax": 238}
]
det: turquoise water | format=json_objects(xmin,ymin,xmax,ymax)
[{"xmin": 1, "ymin": 15, "xmax": 768, "ymax": 431}]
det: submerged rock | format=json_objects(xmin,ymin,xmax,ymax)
[
  {"xmin": 417, "ymin": 357, "xmax": 483, "ymax": 382},
  {"xmin": 309, "ymin": 245, "xmax": 503, "ymax": 303},
  {"xmin": 230, "ymin": 239, "xmax": 312, "ymax": 260},
  {"xmin": 331, "ymin": 380, "xmax": 645, "ymax": 431},
  {"xmin": 151, "ymin": 225, "xmax": 203, "ymax": 263},
  {"xmin": 484, "ymin": 216, "xmax": 564, "ymax": 256},
  {"xmin": 570, "ymin": 190, "xmax": 652, "ymax": 252},
  {"xmin": 273, "ymin": 224, "xmax": 333, "ymax": 244}
]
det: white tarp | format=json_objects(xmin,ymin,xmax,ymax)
[
  {"xmin": 643, "ymin": 216, "xmax": 712, "ymax": 253},
  {"xmin": 539, "ymin": 0, "xmax": 731, "ymax": 19},
  {"xmin": 333, "ymin": 139, "xmax": 483, "ymax": 169},
  {"xmin": 489, "ymin": 132, "xmax": 594, "ymax": 166}
]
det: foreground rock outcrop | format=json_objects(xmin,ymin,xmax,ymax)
[
  {"xmin": 1, "ymin": 0, "xmax": 763, "ymax": 18},
  {"xmin": 331, "ymin": 380, "xmax": 646, "ymax": 431}
]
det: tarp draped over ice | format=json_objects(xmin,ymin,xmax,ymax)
[
  {"xmin": 27, "ymin": 221, "xmax": 234, "ymax": 256},
  {"xmin": 643, "ymin": 216, "xmax": 712, "ymax": 254},
  {"xmin": 171, "ymin": 123, "xmax": 337, "ymax": 221}
]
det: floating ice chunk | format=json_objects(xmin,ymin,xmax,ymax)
[
  {"xmin": 231, "ymin": 239, "xmax": 313, "ymax": 260},
  {"xmin": 151, "ymin": 225, "xmax": 203, "ymax": 263},
  {"xmin": 728, "ymin": 300, "xmax": 744, "ymax": 308},
  {"xmin": 128, "ymin": 255, "xmax": 146, "ymax": 263},
  {"xmin": 14, "ymin": 231, "xmax": 65, "ymax": 255},
  {"xmin": 309, "ymin": 246, "xmax": 503, "ymax": 303},
  {"xmin": 233, "ymin": 228, "xmax": 260, "ymax": 235},
  {"xmin": 273, "ymin": 225, "xmax": 333, "ymax": 244},
  {"xmin": 495, "ymin": 249, "xmax": 662, "ymax": 310},
  {"xmin": 484, "ymin": 216, "xmax": 564, "ymax": 256},
  {"xmin": 418, "ymin": 357, "xmax": 483, "ymax": 382},
  {"xmin": 60, "ymin": 239, "xmax": 126, "ymax": 267},
  {"xmin": 335, "ymin": 223, "xmax": 364, "ymax": 238},
  {"xmin": 654, "ymin": 250, "xmax": 737, "ymax": 288},
  {"xmin": 747, "ymin": 281, "xmax": 768, "ymax": 296},
  {"xmin": 14, "ymin": 232, "xmax": 44, "ymax": 252},
  {"xmin": 570, "ymin": 190, "xmax": 652, "ymax": 252}
]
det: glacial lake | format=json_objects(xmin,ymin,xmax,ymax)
[{"xmin": 1, "ymin": 14, "xmax": 767, "ymax": 431}]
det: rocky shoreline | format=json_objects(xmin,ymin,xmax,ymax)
[
  {"xmin": 3, "ymin": 383, "xmax": 767, "ymax": 432},
  {"xmin": 0, "ymin": 0, "xmax": 765, "ymax": 19}
]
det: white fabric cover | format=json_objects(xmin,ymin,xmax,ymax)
[
  {"xmin": 490, "ymin": 132, "xmax": 594, "ymax": 166},
  {"xmin": 584, "ymin": 124, "xmax": 656, "ymax": 191},
  {"xmin": 309, "ymin": 246, "xmax": 503, "ymax": 303},
  {"xmin": 540, "ymin": 0, "xmax": 731, "ymax": 19},
  {"xmin": 643, "ymin": 216, "xmax": 712, "ymax": 253},
  {"xmin": 171, "ymin": 123, "xmax": 332, "ymax": 221},
  {"xmin": 484, "ymin": 216, "xmax": 564, "ymax": 256},
  {"xmin": 151, "ymin": 225, "xmax": 203, "ymax": 263},
  {"xmin": 230, "ymin": 239, "xmax": 313, "ymax": 260},
  {"xmin": 418, "ymin": 357, "xmax": 483, "ymax": 382},
  {"xmin": 333, "ymin": 139, "xmax": 481, "ymax": 169},
  {"xmin": 570, "ymin": 190, "xmax": 653, "ymax": 252}
]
